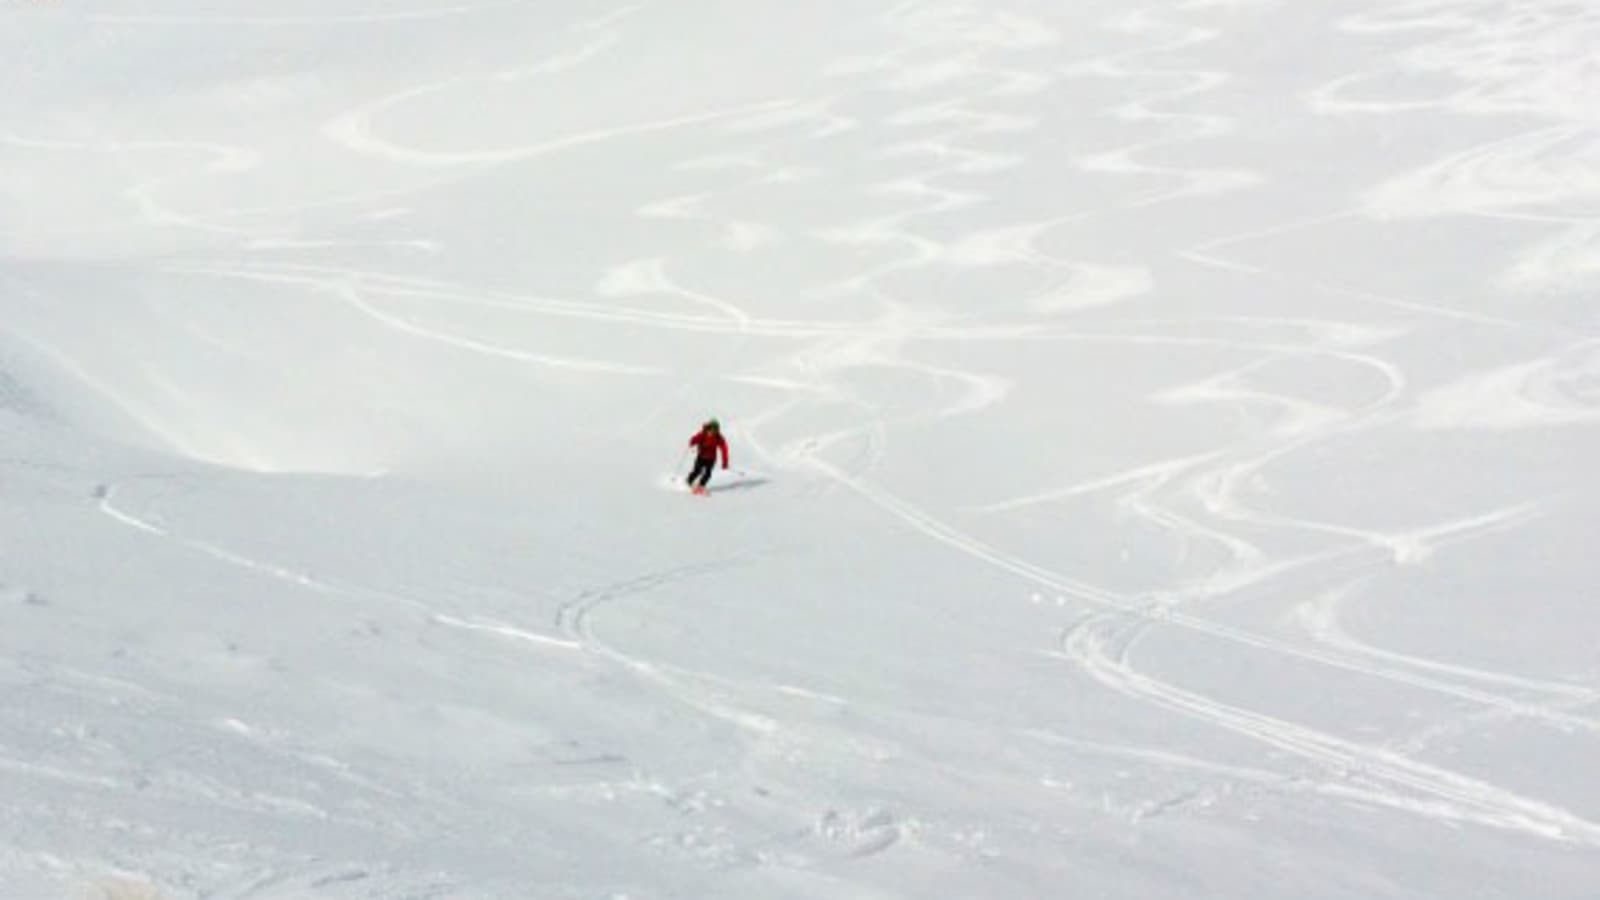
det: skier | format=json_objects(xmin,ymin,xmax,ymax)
[{"xmin": 685, "ymin": 418, "xmax": 728, "ymax": 494}]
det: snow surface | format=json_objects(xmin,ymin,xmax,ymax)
[{"xmin": 3, "ymin": 0, "xmax": 1600, "ymax": 897}]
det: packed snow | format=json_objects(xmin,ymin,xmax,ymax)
[{"xmin": 3, "ymin": 1, "xmax": 1599, "ymax": 897}]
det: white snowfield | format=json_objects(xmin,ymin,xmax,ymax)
[{"xmin": 2, "ymin": 0, "xmax": 1598, "ymax": 897}]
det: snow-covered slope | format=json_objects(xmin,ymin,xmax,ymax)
[{"xmin": 3, "ymin": 1, "xmax": 1599, "ymax": 897}]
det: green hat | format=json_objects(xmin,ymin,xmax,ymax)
[{"xmin": 705, "ymin": 418, "xmax": 720, "ymax": 429}]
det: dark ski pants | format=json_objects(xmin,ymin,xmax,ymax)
[{"xmin": 687, "ymin": 456, "xmax": 717, "ymax": 488}]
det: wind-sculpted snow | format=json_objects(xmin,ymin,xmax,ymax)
[{"xmin": 2, "ymin": 0, "xmax": 1599, "ymax": 897}]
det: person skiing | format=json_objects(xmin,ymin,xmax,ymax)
[{"xmin": 686, "ymin": 418, "xmax": 728, "ymax": 494}]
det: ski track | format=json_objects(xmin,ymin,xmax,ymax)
[
  {"xmin": 94, "ymin": 480, "xmax": 589, "ymax": 664},
  {"xmin": 1, "ymin": 134, "xmax": 263, "ymax": 238},
  {"xmin": 98, "ymin": 476, "xmax": 781, "ymax": 749},
  {"xmin": 729, "ymin": 0, "xmax": 1600, "ymax": 848},
  {"xmin": 324, "ymin": 74, "xmax": 799, "ymax": 169},
  {"xmin": 333, "ymin": 282, "xmax": 667, "ymax": 375},
  {"xmin": 536, "ymin": 0, "xmax": 1596, "ymax": 848},
  {"xmin": 86, "ymin": 3, "xmax": 525, "ymax": 28},
  {"xmin": 1061, "ymin": 617, "xmax": 1600, "ymax": 844},
  {"xmin": 552, "ymin": 560, "xmax": 791, "ymax": 738},
  {"xmin": 10, "ymin": 0, "xmax": 1600, "ymax": 887}
]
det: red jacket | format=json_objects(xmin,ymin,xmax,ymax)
[{"xmin": 689, "ymin": 430, "xmax": 728, "ymax": 467}]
